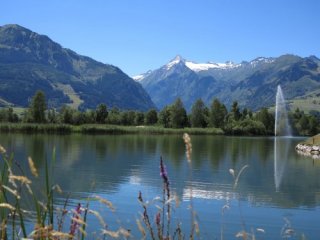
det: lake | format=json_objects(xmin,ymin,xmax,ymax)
[{"xmin": 1, "ymin": 133, "xmax": 320, "ymax": 239}]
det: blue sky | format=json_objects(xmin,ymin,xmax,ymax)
[{"xmin": 1, "ymin": 0, "xmax": 319, "ymax": 76}]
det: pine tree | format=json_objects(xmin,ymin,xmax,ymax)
[
  {"xmin": 29, "ymin": 91, "xmax": 47, "ymax": 123},
  {"xmin": 209, "ymin": 98, "xmax": 227, "ymax": 128},
  {"xmin": 95, "ymin": 104, "xmax": 108, "ymax": 124},
  {"xmin": 170, "ymin": 98, "xmax": 187, "ymax": 128},
  {"xmin": 190, "ymin": 99, "xmax": 207, "ymax": 128}
]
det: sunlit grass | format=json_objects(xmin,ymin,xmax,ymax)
[{"xmin": 0, "ymin": 123, "xmax": 224, "ymax": 135}]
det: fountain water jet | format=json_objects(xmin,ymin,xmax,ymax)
[
  {"xmin": 274, "ymin": 85, "xmax": 291, "ymax": 191},
  {"xmin": 275, "ymin": 85, "xmax": 291, "ymax": 136}
]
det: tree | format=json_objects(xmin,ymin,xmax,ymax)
[
  {"xmin": 231, "ymin": 101, "xmax": 241, "ymax": 121},
  {"xmin": 127, "ymin": 111, "xmax": 136, "ymax": 125},
  {"xmin": 29, "ymin": 91, "xmax": 47, "ymax": 123},
  {"xmin": 209, "ymin": 98, "xmax": 227, "ymax": 128},
  {"xmin": 145, "ymin": 109, "xmax": 158, "ymax": 125},
  {"xmin": 159, "ymin": 106, "xmax": 171, "ymax": 128},
  {"xmin": 255, "ymin": 108, "xmax": 274, "ymax": 134},
  {"xmin": 134, "ymin": 112, "xmax": 145, "ymax": 126},
  {"xmin": 95, "ymin": 104, "xmax": 108, "ymax": 124},
  {"xmin": 60, "ymin": 106, "xmax": 74, "ymax": 124},
  {"xmin": 190, "ymin": 99, "xmax": 207, "ymax": 128},
  {"xmin": 309, "ymin": 115, "xmax": 319, "ymax": 135},
  {"xmin": 47, "ymin": 109, "xmax": 58, "ymax": 123},
  {"xmin": 170, "ymin": 98, "xmax": 187, "ymax": 128},
  {"xmin": 107, "ymin": 107, "xmax": 121, "ymax": 125}
]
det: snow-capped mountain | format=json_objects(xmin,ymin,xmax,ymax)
[{"xmin": 134, "ymin": 54, "xmax": 320, "ymax": 111}]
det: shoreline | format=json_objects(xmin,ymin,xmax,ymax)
[
  {"xmin": 0, "ymin": 123, "xmax": 224, "ymax": 135},
  {"xmin": 295, "ymin": 134, "xmax": 320, "ymax": 159}
]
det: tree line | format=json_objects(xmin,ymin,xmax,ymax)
[{"xmin": 0, "ymin": 91, "xmax": 319, "ymax": 135}]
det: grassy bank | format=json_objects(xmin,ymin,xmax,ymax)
[
  {"xmin": 301, "ymin": 134, "xmax": 320, "ymax": 145},
  {"xmin": 0, "ymin": 123, "xmax": 224, "ymax": 135}
]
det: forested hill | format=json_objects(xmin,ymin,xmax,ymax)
[{"xmin": 0, "ymin": 24, "xmax": 155, "ymax": 111}]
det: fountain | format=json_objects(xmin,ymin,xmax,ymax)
[
  {"xmin": 275, "ymin": 85, "xmax": 291, "ymax": 136},
  {"xmin": 274, "ymin": 85, "xmax": 291, "ymax": 191}
]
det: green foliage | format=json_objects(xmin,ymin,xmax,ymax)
[
  {"xmin": 169, "ymin": 98, "xmax": 188, "ymax": 128},
  {"xmin": 231, "ymin": 101, "xmax": 241, "ymax": 121},
  {"xmin": 134, "ymin": 112, "xmax": 145, "ymax": 125},
  {"xmin": 145, "ymin": 109, "xmax": 158, "ymax": 125},
  {"xmin": 0, "ymin": 96, "xmax": 319, "ymax": 135},
  {"xmin": 0, "ymin": 107, "xmax": 19, "ymax": 122},
  {"xmin": 107, "ymin": 107, "xmax": 121, "ymax": 125},
  {"xmin": 291, "ymin": 108, "xmax": 320, "ymax": 136},
  {"xmin": 29, "ymin": 91, "xmax": 47, "ymax": 123},
  {"xmin": 95, "ymin": 104, "xmax": 108, "ymax": 124},
  {"xmin": 224, "ymin": 119, "xmax": 267, "ymax": 135},
  {"xmin": 190, "ymin": 99, "xmax": 208, "ymax": 128},
  {"xmin": 158, "ymin": 106, "xmax": 171, "ymax": 128},
  {"xmin": 209, "ymin": 98, "xmax": 227, "ymax": 128},
  {"xmin": 60, "ymin": 105, "xmax": 74, "ymax": 124},
  {"xmin": 255, "ymin": 108, "xmax": 274, "ymax": 134}
]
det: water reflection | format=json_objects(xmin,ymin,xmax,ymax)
[
  {"xmin": 1, "ymin": 134, "xmax": 320, "ymax": 209},
  {"xmin": 274, "ymin": 137, "xmax": 290, "ymax": 191}
]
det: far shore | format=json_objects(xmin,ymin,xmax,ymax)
[{"xmin": 0, "ymin": 123, "xmax": 224, "ymax": 135}]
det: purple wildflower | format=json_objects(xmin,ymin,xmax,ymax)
[
  {"xmin": 160, "ymin": 157, "xmax": 169, "ymax": 184},
  {"xmin": 156, "ymin": 212, "xmax": 161, "ymax": 226},
  {"xmin": 69, "ymin": 203, "xmax": 82, "ymax": 236}
]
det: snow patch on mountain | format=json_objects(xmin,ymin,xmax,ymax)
[
  {"xmin": 250, "ymin": 57, "xmax": 275, "ymax": 67},
  {"xmin": 132, "ymin": 70, "xmax": 152, "ymax": 82},
  {"xmin": 185, "ymin": 61, "xmax": 240, "ymax": 72},
  {"xmin": 132, "ymin": 74, "xmax": 145, "ymax": 82},
  {"xmin": 166, "ymin": 55, "xmax": 185, "ymax": 70}
]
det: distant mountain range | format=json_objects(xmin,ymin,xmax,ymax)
[
  {"xmin": 0, "ymin": 24, "xmax": 155, "ymax": 111},
  {"xmin": 135, "ymin": 55, "xmax": 320, "ymax": 112},
  {"xmin": 1, "ymin": 24, "xmax": 319, "ymax": 113}
]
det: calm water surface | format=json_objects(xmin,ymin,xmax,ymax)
[{"xmin": 2, "ymin": 134, "xmax": 320, "ymax": 239}]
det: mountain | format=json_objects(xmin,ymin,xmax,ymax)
[
  {"xmin": 0, "ymin": 24, "xmax": 155, "ymax": 111},
  {"xmin": 136, "ymin": 56, "xmax": 226, "ymax": 110},
  {"xmin": 135, "ymin": 54, "xmax": 320, "ymax": 111}
]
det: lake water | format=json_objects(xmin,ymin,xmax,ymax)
[{"xmin": 2, "ymin": 133, "xmax": 320, "ymax": 239}]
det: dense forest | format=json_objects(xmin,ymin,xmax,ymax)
[{"xmin": 0, "ymin": 91, "xmax": 319, "ymax": 136}]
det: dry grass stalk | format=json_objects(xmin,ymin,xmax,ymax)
[
  {"xmin": 1, "ymin": 219, "xmax": 7, "ymax": 240},
  {"xmin": 235, "ymin": 230, "xmax": 248, "ymax": 239},
  {"xmin": 29, "ymin": 224, "xmax": 53, "ymax": 239},
  {"xmin": 70, "ymin": 216, "xmax": 87, "ymax": 226},
  {"xmin": 0, "ymin": 145, "xmax": 6, "ymax": 154},
  {"xmin": 89, "ymin": 210, "xmax": 107, "ymax": 228},
  {"xmin": 52, "ymin": 184, "xmax": 63, "ymax": 194},
  {"xmin": 0, "ymin": 203, "xmax": 16, "ymax": 211},
  {"xmin": 50, "ymin": 230, "xmax": 73, "ymax": 239},
  {"xmin": 28, "ymin": 156, "xmax": 38, "ymax": 177},
  {"xmin": 102, "ymin": 229, "xmax": 120, "ymax": 238},
  {"xmin": 9, "ymin": 175, "xmax": 32, "ymax": 185},
  {"xmin": 136, "ymin": 219, "xmax": 146, "ymax": 238},
  {"xmin": 183, "ymin": 133, "xmax": 192, "ymax": 163},
  {"xmin": 78, "ymin": 226, "xmax": 87, "ymax": 237},
  {"xmin": 101, "ymin": 227, "xmax": 131, "ymax": 238},
  {"xmin": 1, "ymin": 185, "xmax": 20, "ymax": 199},
  {"xmin": 94, "ymin": 195, "xmax": 115, "ymax": 211}
]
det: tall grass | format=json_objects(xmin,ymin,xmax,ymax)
[{"xmin": 0, "ymin": 123, "xmax": 224, "ymax": 135}]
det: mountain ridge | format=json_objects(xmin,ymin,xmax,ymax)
[
  {"xmin": 0, "ymin": 24, "xmax": 155, "ymax": 111},
  {"xmin": 135, "ymin": 54, "xmax": 320, "ymax": 111}
]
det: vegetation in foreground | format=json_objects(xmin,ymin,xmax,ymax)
[
  {"xmin": 0, "ymin": 134, "xmax": 302, "ymax": 239},
  {"xmin": 0, "ymin": 91, "xmax": 319, "ymax": 136}
]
